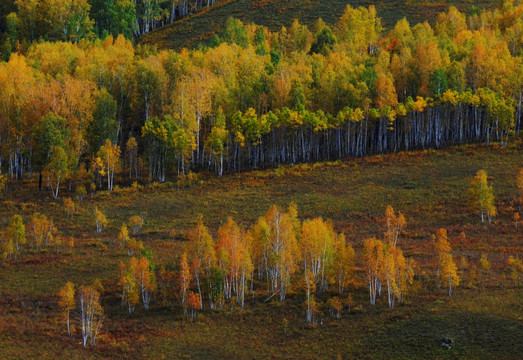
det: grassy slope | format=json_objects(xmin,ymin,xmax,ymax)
[
  {"xmin": 140, "ymin": 0, "xmax": 500, "ymax": 50},
  {"xmin": 0, "ymin": 143, "xmax": 522, "ymax": 359}
]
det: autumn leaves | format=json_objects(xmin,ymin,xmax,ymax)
[
  {"xmin": 58, "ymin": 281, "xmax": 104, "ymax": 347},
  {"xmin": 362, "ymin": 207, "xmax": 413, "ymax": 308},
  {"xmin": 142, "ymin": 204, "xmax": 405, "ymax": 324},
  {"xmin": 2, "ymin": 4, "xmax": 523, "ymax": 192}
]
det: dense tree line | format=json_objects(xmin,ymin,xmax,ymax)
[{"xmin": 0, "ymin": 3, "xmax": 522, "ymax": 191}]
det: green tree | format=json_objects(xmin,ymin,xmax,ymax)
[
  {"xmin": 429, "ymin": 68, "xmax": 449, "ymax": 97},
  {"xmin": 90, "ymin": 0, "xmax": 137, "ymax": 39},
  {"xmin": 46, "ymin": 145, "xmax": 71, "ymax": 199},
  {"xmin": 14, "ymin": 0, "xmax": 41, "ymax": 42},
  {"xmin": 310, "ymin": 26, "xmax": 337, "ymax": 56},
  {"xmin": 88, "ymin": 89, "xmax": 118, "ymax": 156},
  {"xmin": 221, "ymin": 17, "xmax": 250, "ymax": 48},
  {"xmin": 6, "ymin": 12, "xmax": 18, "ymax": 49},
  {"xmin": 42, "ymin": 0, "xmax": 94, "ymax": 43},
  {"xmin": 33, "ymin": 113, "xmax": 70, "ymax": 191},
  {"xmin": 7, "ymin": 214, "xmax": 25, "ymax": 256},
  {"xmin": 207, "ymin": 108, "xmax": 228, "ymax": 177}
]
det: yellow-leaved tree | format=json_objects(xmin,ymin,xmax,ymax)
[
  {"xmin": 434, "ymin": 228, "xmax": 459, "ymax": 296},
  {"xmin": 440, "ymin": 253, "xmax": 460, "ymax": 296},
  {"xmin": 118, "ymin": 259, "xmax": 139, "ymax": 314},
  {"xmin": 97, "ymin": 139, "xmax": 121, "ymax": 191},
  {"xmin": 57, "ymin": 281, "xmax": 75, "ymax": 338},
  {"xmin": 362, "ymin": 237, "xmax": 384, "ymax": 305},
  {"xmin": 94, "ymin": 207, "xmax": 108, "ymax": 234},
  {"xmin": 187, "ymin": 214, "xmax": 215, "ymax": 309},
  {"xmin": 384, "ymin": 205, "xmax": 406, "ymax": 247},
  {"xmin": 468, "ymin": 170, "xmax": 496, "ymax": 224},
  {"xmin": 28, "ymin": 213, "xmax": 56, "ymax": 250},
  {"xmin": 129, "ymin": 215, "xmax": 144, "ymax": 234},
  {"xmin": 331, "ymin": 233, "xmax": 355, "ymax": 295},
  {"xmin": 118, "ymin": 224, "xmax": 130, "ymax": 249}
]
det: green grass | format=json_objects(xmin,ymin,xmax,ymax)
[
  {"xmin": 140, "ymin": 0, "xmax": 501, "ymax": 50},
  {"xmin": 0, "ymin": 143, "xmax": 522, "ymax": 359}
]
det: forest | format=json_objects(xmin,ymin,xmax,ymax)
[{"xmin": 0, "ymin": 3, "xmax": 522, "ymax": 190}]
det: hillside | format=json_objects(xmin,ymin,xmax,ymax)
[
  {"xmin": 1, "ymin": 2, "xmax": 523, "ymax": 358},
  {"xmin": 0, "ymin": 144, "xmax": 522, "ymax": 359},
  {"xmin": 140, "ymin": 0, "xmax": 500, "ymax": 50}
]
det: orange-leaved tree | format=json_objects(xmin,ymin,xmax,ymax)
[
  {"xmin": 179, "ymin": 252, "xmax": 192, "ymax": 315},
  {"xmin": 135, "ymin": 256, "xmax": 156, "ymax": 310},
  {"xmin": 64, "ymin": 197, "xmax": 75, "ymax": 218},
  {"xmin": 216, "ymin": 216, "xmax": 253, "ymax": 308},
  {"xmin": 28, "ymin": 213, "xmax": 56, "ymax": 250},
  {"xmin": 187, "ymin": 291, "xmax": 201, "ymax": 321}
]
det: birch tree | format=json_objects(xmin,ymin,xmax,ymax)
[
  {"xmin": 135, "ymin": 256, "xmax": 156, "ymax": 309},
  {"xmin": 362, "ymin": 237, "xmax": 384, "ymax": 305},
  {"xmin": 179, "ymin": 252, "xmax": 192, "ymax": 314},
  {"xmin": 94, "ymin": 208, "xmax": 108, "ymax": 234},
  {"xmin": 468, "ymin": 170, "xmax": 496, "ymax": 223},
  {"xmin": 187, "ymin": 215, "xmax": 215, "ymax": 309},
  {"xmin": 78, "ymin": 286, "xmax": 103, "ymax": 347},
  {"xmin": 97, "ymin": 139, "xmax": 121, "ymax": 191},
  {"xmin": 58, "ymin": 281, "xmax": 75, "ymax": 338},
  {"xmin": 7, "ymin": 214, "xmax": 25, "ymax": 256},
  {"xmin": 263, "ymin": 205, "xmax": 299, "ymax": 302}
]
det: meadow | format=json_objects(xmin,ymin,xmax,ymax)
[
  {"xmin": 140, "ymin": 0, "xmax": 499, "ymax": 50},
  {"xmin": 0, "ymin": 142, "xmax": 521, "ymax": 359}
]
